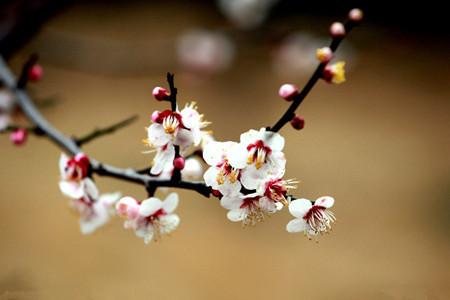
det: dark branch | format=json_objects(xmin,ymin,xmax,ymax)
[
  {"xmin": 269, "ymin": 19, "xmax": 359, "ymax": 132},
  {"xmin": 75, "ymin": 114, "xmax": 138, "ymax": 146},
  {"xmin": 0, "ymin": 55, "xmax": 210, "ymax": 198}
]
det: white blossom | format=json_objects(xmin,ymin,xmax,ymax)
[
  {"xmin": 286, "ymin": 196, "xmax": 336, "ymax": 238},
  {"xmin": 116, "ymin": 193, "xmax": 180, "ymax": 244}
]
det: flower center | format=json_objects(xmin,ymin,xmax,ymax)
[
  {"xmin": 216, "ymin": 160, "xmax": 239, "ymax": 184},
  {"xmin": 303, "ymin": 206, "xmax": 336, "ymax": 234},
  {"xmin": 240, "ymin": 198, "xmax": 266, "ymax": 226},
  {"xmin": 247, "ymin": 140, "xmax": 272, "ymax": 169}
]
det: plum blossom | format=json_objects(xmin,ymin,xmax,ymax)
[
  {"xmin": 116, "ymin": 193, "xmax": 180, "ymax": 244},
  {"xmin": 238, "ymin": 128, "xmax": 286, "ymax": 190},
  {"xmin": 221, "ymin": 192, "xmax": 279, "ymax": 226},
  {"xmin": 71, "ymin": 191, "xmax": 121, "ymax": 235},
  {"xmin": 146, "ymin": 103, "xmax": 209, "ymax": 175},
  {"xmin": 248, "ymin": 176, "xmax": 297, "ymax": 207},
  {"xmin": 59, "ymin": 153, "xmax": 94, "ymax": 199},
  {"xmin": 286, "ymin": 196, "xmax": 336, "ymax": 238},
  {"xmin": 203, "ymin": 141, "xmax": 247, "ymax": 195}
]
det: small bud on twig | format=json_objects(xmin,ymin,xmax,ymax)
[
  {"xmin": 316, "ymin": 47, "xmax": 333, "ymax": 63},
  {"xmin": 152, "ymin": 87, "xmax": 169, "ymax": 101},
  {"xmin": 151, "ymin": 111, "xmax": 160, "ymax": 122},
  {"xmin": 330, "ymin": 22, "xmax": 346, "ymax": 38},
  {"xmin": 173, "ymin": 157, "xmax": 185, "ymax": 170},
  {"xmin": 348, "ymin": 8, "xmax": 364, "ymax": 23},
  {"xmin": 10, "ymin": 128, "xmax": 28, "ymax": 145},
  {"xmin": 290, "ymin": 116, "xmax": 305, "ymax": 130},
  {"xmin": 278, "ymin": 84, "xmax": 299, "ymax": 101},
  {"xmin": 28, "ymin": 64, "xmax": 43, "ymax": 82}
]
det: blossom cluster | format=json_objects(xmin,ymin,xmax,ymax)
[{"xmin": 59, "ymin": 153, "xmax": 120, "ymax": 234}]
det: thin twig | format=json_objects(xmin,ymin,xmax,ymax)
[
  {"xmin": 0, "ymin": 55, "xmax": 211, "ymax": 198},
  {"xmin": 75, "ymin": 114, "xmax": 138, "ymax": 146},
  {"xmin": 269, "ymin": 19, "xmax": 359, "ymax": 132}
]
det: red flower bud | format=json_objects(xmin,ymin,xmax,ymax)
[
  {"xmin": 330, "ymin": 22, "xmax": 346, "ymax": 38},
  {"xmin": 10, "ymin": 128, "xmax": 28, "ymax": 146},
  {"xmin": 278, "ymin": 84, "xmax": 298, "ymax": 101},
  {"xmin": 173, "ymin": 157, "xmax": 185, "ymax": 170},
  {"xmin": 290, "ymin": 116, "xmax": 305, "ymax": 130},
  {"xmin": 28, "ymin": 64, "xmax": 43, "ymax": 82},
  {"xmin": 152, "ymin": 87, "xmax": 169, "ymax": 101}
]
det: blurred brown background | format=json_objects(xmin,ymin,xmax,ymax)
[{"xmin": 1, "ymin": 1, "xmax": 449, "ymax": 299}]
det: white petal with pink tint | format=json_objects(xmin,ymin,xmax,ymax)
[
  {"xmin": 147, "ymin": 123, "xmax": 171, "ymax": 146},
  {"xmin": 162, "ymin": 193, "xmax": 179, "ymax": 213},
  {"xmin": 315, "ymin": 196, "xmax": 334, "ymax": 208},
  {"xmin": 288, "ymin": 198, "xmax": 312, "ymax": 218},
  {"xmin": 286, "ymin": 218, "xmax": 307, "ymax": 233},
  {"xmin": 139, "ymin": 198, "xmax": 163, "ymax": 217}
]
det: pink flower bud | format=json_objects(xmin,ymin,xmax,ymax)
[
  {"xmin": 151, "ymin": 110, "xmax": 160, "ymax": 122},
  {"xmin": 10, "ymin": 128, "xmax": 28, "ymax": 146},
  {"xmin": 278, "ymin": 84, "xmax": 298, "ymax": 101},
  {"xmin": 116, "ymin": 197, "xmax": 139, "ymax": 219},
  {"xmin": 290, "ymin": 116, "xmax": 305, "ymax": 130},
  {"xmin": 348, "ymin": 8, "xmax": 363, "ymax": 23},
  {"xmin": 316, "ymin": 47, "xmax": 333, "ymax": 63},
  {"xmin": 330, "ymin": 22, "xmax": 346, "ymax": 38},
  {"xmin": 173, "ymin": 157, "xmax": 185, "ymax": 170},
  {"xmin": 152, "ymin": 87, "xmax": 169, "ymax": 101},
  {"xmin": 28, "ymin": 64, "xmax": 43, "ymax": 82}
]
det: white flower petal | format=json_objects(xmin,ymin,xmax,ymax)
[
  {"xmin": 162, "ymin": 193, "xmax": 179, "ymax": 213},
  {"xmin": 59, "ymin": 153, "xmax": 69, "ymax": 177},
  {"xmin": 80, "ymin": 202, "xmax": 110, "ymax": 235},
  {"xmin": 220, "ymin": 194, "xmax": 243, "ymax": 210},
  {"xmin": 217, "ymin": 180, "xmax": 241, "ymax": 196},
  {"xmin": 83, "ymin": 178, "xmax": 99, "ymax": 200},
  {"xmin": 288, "ymin": 199, "xmax": 312, "ymax": 218},
  {"xmin": 240, "ymin": 165, "xmax": 266, "ymax": 190},
  {"xmin": 0, "ymin": 114, "xmax": 10, "ymax": 131},
  {"xmin": 147, "ymin": 123, "xmax": 171, "ymax": 146},
  {"xmin": 181, "ymin": 158, "xmax": 203, "ymax": 179},
  {"xmin": 139, "ymin": 198, "xmax": 163, "ymax": 217},
  {"xmin": 203, "ymin": 166, "xmax": 220, "ymax": 189},
  {"xmin": 159, "ymin": 214, "xmax": 180, "ymax": 234},
  {"xmin": 240, "ymin": 129, "xmax": 259, "ymax": 145},
  {"xmin": 286, "ymin": 218, "xmax": 307, "ymax": 233},
  {"xmin": 174, "ymin": 128, "xmax": 194, "ymax": 148},
  {"xmin": 259, "ymin": 197, "xmax": 277, "ymax": 213},
  {"xmin": 227, "ymin": 143, "xmax": 248, "ymax": 169},
  {"xmin": 315, "ymin": 196, "xmax": 334, "ymax": 208},
  {"xmin": 260, "ymin": 128, "xmax": 285, "ymax": 151},
  {"xmin": 227, "ymin": 209, "xmax": 246, "ymax": 222},
  {"xmin": 151, "ymin": 144, "xmax": 175, "ymax": 175},
  {"xmin": 99, "ymin": 192, "xmax": 122, "ymax": 207},
  {"xmin": 203, "ymin": 141, "xmax": 225, "ymax": 166},
  {"xmin": 59, "ymin": 181, "xmax": 84, "ymax": 199}
]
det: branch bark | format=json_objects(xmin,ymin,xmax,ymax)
[{"xmin": 0, "ymin": 56, "xmax": 211, "ymax": 197}]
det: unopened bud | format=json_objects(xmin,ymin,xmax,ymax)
[
  {"xmin": 151, "ymin": 110, "xmax": 160, "ymax": 122},
  {"xmin": 290, "ymin": 116, "xmax": 305, "ymax": 130},
  {"xmin": 316, "ymin": 47, "xmax": 333, "ymax": 63},
  {"xmin": 330, "ymin": 22, "xmax": 346, "ymax": 38},
  {"xmin": 173, "ymin": 156, "xmax": 185, "ymax": 170},
  {"xmin": 152, "ymin": 87, "xmax": 169, "ymax": 101},
  {"xmin": 349, "ymin": 8, "xmax": 363, "ymax": 23},
  {"xmin": 10, "ymin": 128, "xmax": 28, "ymax": 145},
  {"xmin": 28, "ymin": 64, "xmax": 43, "ymax": 82},
  {"xmin": 278, "ymin": 84, "xmax": 299, "ymax": 101}
]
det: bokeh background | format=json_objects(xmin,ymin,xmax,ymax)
[{"xmin": 1, "ymin": 1, "xmax": 449, "ymax": 299}]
